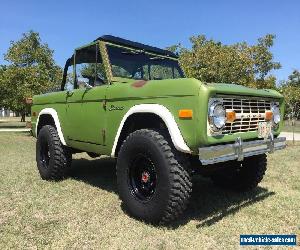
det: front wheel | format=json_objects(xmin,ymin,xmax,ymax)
[
  {"xmin": 116, "ymin": 129, "xmax": 192, "ymax": 224},
  {"xmin": 210, "ymin": 154, "xmax": 267, "ymax": 191},
  {"xmin": 36, "ymin": 125, "xmax": 72, "ymax": 181}
]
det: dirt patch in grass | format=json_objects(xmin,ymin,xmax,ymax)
[{"xmin": 0, "ymin": 133, "xmax": 299, "ymax": 249}]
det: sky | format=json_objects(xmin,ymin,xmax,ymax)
[{"xmin": 0, "ymin": 0, "xmax": 299, "ymax": 82}]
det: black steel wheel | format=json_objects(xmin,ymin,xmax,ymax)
[
  {"xmin": 39, "ymin": 137, "xmax": 51, "ymax": 170},
  {"xmin": 129, "ymin": 153, "xmax": 157, "ymax": 201}
]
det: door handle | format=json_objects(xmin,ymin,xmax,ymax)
[{"xmin": 102, "ymin": 100, "xmax": 107, "ymax": 110}]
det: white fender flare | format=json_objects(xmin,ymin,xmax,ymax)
[
  {"xmin": 36, "ymin": 108, "xmax": 66, "ymax": 145},
  {"xmin": 111, "ymin": 104, "xmax": 191, "ymax": 157}
]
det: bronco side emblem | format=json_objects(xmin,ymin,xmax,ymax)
[{"xmin": 108, "ymin": 105, "xmax": 124, "ymax": 111}]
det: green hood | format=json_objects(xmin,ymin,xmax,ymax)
[
  {"xmin": 115, "ymin": 78, "xmax": 283, "ymax": 100},
  {"xmin": 205, "ymin": 82, "xmax": 283, "ymax": 99}
]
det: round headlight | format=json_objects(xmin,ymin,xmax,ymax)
[
  {"xmin": 271, "ymin": 104, "xmax": 280, "ymax": 124},
  {"xmin": 209, "ymin": 102, "xmax": 226, "ymax": 130}
]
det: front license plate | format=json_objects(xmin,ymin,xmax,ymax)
[{"xmin": 258, "ymin": 122, "xmax": 272, "ymax": 139}]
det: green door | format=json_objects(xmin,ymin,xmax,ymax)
[
  {"xmin": 80, "ymin": 85, "xmax": 108, "ymax": 145},
  {"xmin": 65, "ymin": 43, "xmax": 108, "ymax": 149}
]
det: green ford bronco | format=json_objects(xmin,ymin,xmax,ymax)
[{"xmin": 31, "ymin": 35, "xmax": 286, "ymax": 223}]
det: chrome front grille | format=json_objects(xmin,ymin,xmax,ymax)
[{"xmin": 222, "ymin": 97, "xmax": 272, "ymax": 134}]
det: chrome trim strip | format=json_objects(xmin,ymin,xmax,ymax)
[{"xmin": 198, "ymin": 136, "xmax": 286, "ymax": 165}]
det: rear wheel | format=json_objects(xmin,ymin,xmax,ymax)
[
  {"xmin": 36, "ymin": 125, "xmax": 72, "ymax": 181},
  {"xmin": 211, "ymin": 154, "xmax": 267, "ymax": 191},
  {"xmin": 116, "ymin": 129, "xmax": 192, "ymax": 224}
]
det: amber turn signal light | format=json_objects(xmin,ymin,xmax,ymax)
[
  {"xmin": 226, "ymin": 110, "xmax": 236, "ymax": 123},
  {"xmin": 179, "ymin": 109, "xmax": 193, "ymax": 119},
  {"xmin": 265, "ymin": 110, "xmax": 273, "ymax": 121}
]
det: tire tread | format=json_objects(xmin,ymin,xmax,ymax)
[
  {"xmin": 37, "ymin": 125, "xmax": 71, "ymax": 181},
  {"xmin": 118, "ymin": 129, "xmax": 192, "ymax": 223}
]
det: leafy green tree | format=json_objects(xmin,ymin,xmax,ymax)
[
  {"xmin": 280, "ymin": 70, "xmax": 300, "ymax": 120},
  {"xmin": 251, "ymin": 34, "xmax": 281, "ymax": 81},
  {"xmin": 287, "ymin": 69, "xmax": 300, "ymax": 86},
  {"xmin": 169, "ymin": 34, "xmax": 281, "ymax": 89},
  {"xmin": 0, "ymin": 31, "xmax": 62, "ymax": 121}
]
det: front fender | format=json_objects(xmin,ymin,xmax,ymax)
[
  {"xmin": 35, "ymin": 108, "xmax": 67, "ymax": 145},
  {"xmin": 111, "ymin": 104, "xmax": 192, "ymax": 157}
]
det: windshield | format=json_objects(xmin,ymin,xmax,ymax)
[{"xmin": 106, "ymin": 45, "xmax": 184, "ymax": 80}]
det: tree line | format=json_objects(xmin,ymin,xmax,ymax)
[
  {"xmin": 0, "ymin": 31, "xmax": 299, "ymax": 121},
  {"xmin": 0, "ymin": 31, "xmax": 61, "ymax": 121}
]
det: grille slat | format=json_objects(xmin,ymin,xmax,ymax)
[{"xmin": 221, "ymin": 97, "xmax": 272, "ymax": 135}]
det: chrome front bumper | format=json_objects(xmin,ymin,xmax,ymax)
[{"xmin": 198, "ymin": 136, "xmax": 286, "ymax": 165}]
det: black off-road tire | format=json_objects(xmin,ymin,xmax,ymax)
[
  {"xmin": 116, "ymin": 129, "xmax": 192, "ymax": 224},
  {"xmin": 36, "ymin": 125, "xmax": 72, "ymax": 181},
  {"xmin": 211, "ymin": 154, "xmax": 267, "ymax": 191}
]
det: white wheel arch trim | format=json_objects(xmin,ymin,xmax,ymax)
[
  {"xmin": 111, "ymin": 104, "xmax": 191, "ymax": 157},
  {"xmin": 36, "ymin": 108, "xmax": 66, "ymax": 145}
]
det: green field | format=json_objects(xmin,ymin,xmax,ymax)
[{"xmin": 0, "ymin": 132, "xmax": 299, "ymax": 249}]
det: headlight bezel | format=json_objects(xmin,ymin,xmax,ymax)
[{"xmin": 208, "ymin": 98, "xmax": 226, "ymax": 132}]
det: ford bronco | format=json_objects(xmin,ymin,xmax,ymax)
[{"xmin": 31, "ymin": 35, "xmax": 286, "ymax": 223}]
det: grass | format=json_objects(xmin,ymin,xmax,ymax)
[
  {"xmin": 0, "ymin": 132, "xmax": 299, "ymax": 249},
  {"xmin": 0, "ymin": 117, "xmax": 30, "ymax": 129},
  {"xmin": 282, "ymin": 120, "xmax": 300, "ymax": 133}
]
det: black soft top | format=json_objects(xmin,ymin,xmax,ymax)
[{"xmin": 94, "ymin": 35, "xmax": 178, "ymax": 58}]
